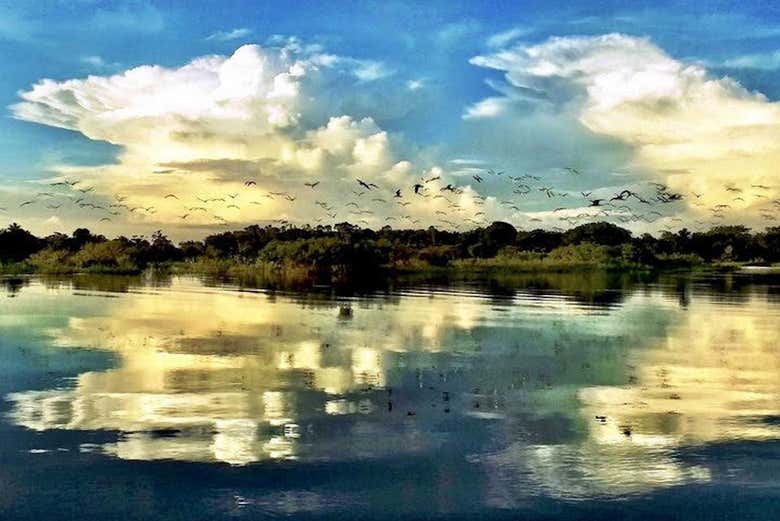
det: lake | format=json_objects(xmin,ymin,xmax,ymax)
[{"xmin": 1, "ymin": 271, "xmax": 779, "ymax": 520}]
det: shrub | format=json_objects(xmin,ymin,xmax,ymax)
[{"xmin": 28, "ymin": 248, "xmax": 74, "ymax": 273}]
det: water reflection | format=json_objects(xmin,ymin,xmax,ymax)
[{"xmin": 2, "ymin": 273, "xmax": 780, "ymax": 502}]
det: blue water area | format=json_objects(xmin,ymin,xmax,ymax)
[{"xmin": 0, "ymin": 272, "xmax": 779, "ymax": 520}]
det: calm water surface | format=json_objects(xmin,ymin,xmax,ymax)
[{"xmin": 0, "ymin": 272, "xmax": 779, "ymax": 520}]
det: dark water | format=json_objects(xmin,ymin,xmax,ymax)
[{"xmin": 1, "ymin": 271, "xmax": 779, "ymax": 520}]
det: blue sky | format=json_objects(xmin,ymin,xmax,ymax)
[{"xmin": 2, "ymin": 0, "xmax": 780, "ymax": 236}]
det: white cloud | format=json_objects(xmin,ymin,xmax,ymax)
[
  {"xmin": 352, "ymin": 60, "xmax": 394, "ymax": 82},
  {"xmin": 205, "ymin": 28, "xmax": 252, "ymax": 42},
  {"xmin": 10, "ymin": 43, "xmax": 475, "ymax": 235},
  {"xmin": 463, "ymin": 97, "xmax": 509, "ymax": 119},
  {"xmin": 721, "ymin": 50, "xmax": 780, "ymax": 70},
  {"xmin": 468, "ymin": 34, "xmax": 780, "ymax": 224},
  {"xmin": 13, "ymin": 34, "xmax": 780, "ymax": 236},
  {"xmin": 406, "ymin": 79, "xmax": 425, "ymax": 91},
  {"xmin": 486, "ymin": 27, "xmax": 530, "ymax": 48},
  {"xmin": 80, "ymin": 55, "xmax": 122, "ymax": 71}
]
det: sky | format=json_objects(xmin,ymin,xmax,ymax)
[{"xmin": 2, "ymin": 0, "xmax": 780, "ymax": 239}]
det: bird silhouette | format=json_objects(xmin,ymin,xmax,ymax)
[
  {"xmin": 357, "ymin": 178, "xmax": 378, "ymax": 190},
  {"xmin": 611, "ymin": 190, "xmax": 632, "ymax": 201}
]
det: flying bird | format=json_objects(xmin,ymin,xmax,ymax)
[
  {"xmin": 611, "ymin": 190, "xmax": 632, "ymax": 201},
  {"xmin": 357, "ymin": 178, "xmax": 378, "ymax": 190}
]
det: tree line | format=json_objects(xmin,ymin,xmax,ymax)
[{"xmin": 1, "ymin": 221, "xmax": 779, "ymax": 275}]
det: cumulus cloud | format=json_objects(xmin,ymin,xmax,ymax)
[
  {"xmin": 10, "ymin": 43, "xmax": 479, "ymax": 236},
  {"xmin": 11, "ymin": 34, "xmax": 780, "ymax": 237},
  {"xmin": 468, "ymin": 33, "xmax": 780, "ymax": 225}
]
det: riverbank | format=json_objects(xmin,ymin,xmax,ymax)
[
  {"xmin": 3, "ymin": 221, "xmax": 777, "ymax": 281},
  {"xmin": 1, "ymin": 254, "xmax": 758, "ymax": 281}
]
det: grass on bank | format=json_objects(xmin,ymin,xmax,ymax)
[{"xmin": 0, "ymin": 241, "xmax": 732, "ymax": 280}]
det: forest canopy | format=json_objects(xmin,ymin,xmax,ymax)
[{"xmin": 1, "ymin": 221, "xmax": 779, "ymax": 276}]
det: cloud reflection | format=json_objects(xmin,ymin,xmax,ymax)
[{"xmin": 4, "ymin": 275, "xmax": 779, "ymax": 501}]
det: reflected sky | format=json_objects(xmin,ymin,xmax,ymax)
[{"xmin": 1, "ymin": 273, "xmax": 780, "ymax": 516}]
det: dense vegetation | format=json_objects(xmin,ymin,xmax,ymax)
[{"xmin": 1, "ymin": 221, "xmax": 779, "ymax": 280}]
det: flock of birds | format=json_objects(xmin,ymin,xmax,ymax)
[{"xmin": 2, "ymin": 167, "xmax": 779, "ymax": 232}]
